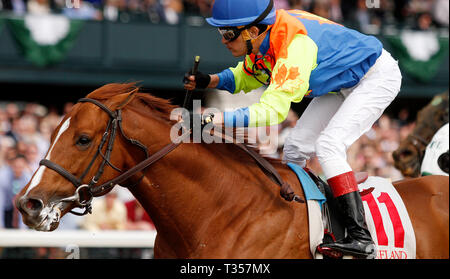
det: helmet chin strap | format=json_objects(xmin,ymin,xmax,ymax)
[
  {"xmin": 242, "ymin": 26, "xmax": 271, "ymax": 55},
  {"xmin": 242, "ymin": 29, "xmax": 254, "ymax": 55},
  {"xmin": 246, "ymin": 40, "xmax": 254, "ymax": 55}
]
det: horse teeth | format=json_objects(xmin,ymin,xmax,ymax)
[{"xmin": 53, "ymin": 207, "xmax": 61, "ymax": 223}]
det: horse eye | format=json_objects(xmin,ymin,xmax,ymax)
[{"xmin": 76, "ymin": 135, "xmax": 91, "ymax": 147}]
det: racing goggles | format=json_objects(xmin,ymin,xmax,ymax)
[{"xmin": 218, "ymin": 27, "xmax": 245, "ymax": 42}]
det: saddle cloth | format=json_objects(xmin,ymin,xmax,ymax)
[{"xmin": 287, "ymin": 163, "xmax": 416, "ymax": 259}]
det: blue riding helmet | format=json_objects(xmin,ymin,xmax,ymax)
[{"xmin": 206, "ymin": 0, "xmax": 276, "ymax": 27}]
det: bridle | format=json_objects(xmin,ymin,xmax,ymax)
[
  {"xmin": 39, "ymin": 97, "xmax": 188, "ymax": 216},
  {"xmin": 39, "ymin": 95, "xmax": 303, "ymax": 216}
]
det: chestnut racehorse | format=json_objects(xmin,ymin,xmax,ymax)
[
  {"xmin": 16, "ymin": 83, "xmax": 449, "ymax": 259},
  {"xmin": 393, "ymin": 92, "xmax": 449, "ymax": 177}
]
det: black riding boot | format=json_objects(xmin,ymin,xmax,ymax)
[{"xmin": 319, "ymin": 191, "xmax": 376, "ymax": 258}]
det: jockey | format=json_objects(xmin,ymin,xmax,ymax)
[{"xmin": 183, "ymin": 0, "xmax": 402, "ymax": 258}]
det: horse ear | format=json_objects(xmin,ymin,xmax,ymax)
[{"xmin": 113, "ymin": 87, "xmax": 139, "ymax": 111}]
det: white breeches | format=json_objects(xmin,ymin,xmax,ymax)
[{"xmin": 283, "ymin": 49, "xmax": 402, "ymax": 179}]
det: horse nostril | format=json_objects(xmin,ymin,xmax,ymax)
[
  {"xmin": 26, "ymin": 198, "xmax": 43, "ymax": 211},
  {"xmin": 19, "ymin": 197, "xmax": 44, "ymax": 216}
]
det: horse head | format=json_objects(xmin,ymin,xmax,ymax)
[
  {"xmin": 393, "ymin": 92, "xmax": 449, "ymax": 177},
  {"xmin": 15, "ymin": 83, "xmax": 153, "ymax": 231}
]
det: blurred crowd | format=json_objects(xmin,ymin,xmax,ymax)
[
  {"xmin": 0, "ymin": 101, "xmax": 59, "ymax": 229},
  {"xmin": 261, "ymin": 108, "xmax": 410, "ymax": 183},
  {"xmin": 0, "ymin": 0, "xmax": 446, "ymax": 259},
  {"xmin": 0, "ymin": 0, "xmax": 448, "ymax": 30},
  {"xmin": 305, "ymin": 113, "xmax": 411, "ymax": 182},
  {"xmin": 0, "ymin": 99, "xmax": 416, "ymax": 230}
]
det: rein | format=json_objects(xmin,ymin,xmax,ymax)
[{"xmin": 40, "ymin": 96, "xmax": 303, "ymax": 216}]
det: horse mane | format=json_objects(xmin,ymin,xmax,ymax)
[
  {"xmin": 86, "ymin": 82, "xmax": 177, "ymax": 123},
  {"xmin": 86, "ymin": 82, "xmax": 284, "ymax": 165}
]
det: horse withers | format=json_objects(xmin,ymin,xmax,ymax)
[{"xmin": 16, "ymin": 83, "xmax": 449, "ymax": 259}]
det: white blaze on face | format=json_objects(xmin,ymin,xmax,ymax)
[{"xmin": 25, "ymin": 117, "xmax": 71, "ymax": 196}]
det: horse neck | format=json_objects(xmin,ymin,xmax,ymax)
[
  {"xmin": 131, "ymin": 144, "xmax": 310, "ymax": 259},
  {"xmin": 120, "ymin": 110, "xmax": 282, "ymax": 257}
]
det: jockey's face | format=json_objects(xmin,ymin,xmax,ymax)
[
  {"xmin": 221, "ymin": 26, "xmax": 265, "ymax": 57},
  {"xmin": 221, "ymin": 32, "xmax": 248, "ymax": 57}
]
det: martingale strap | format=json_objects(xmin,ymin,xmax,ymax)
[
  {"xmin": 235, "ymin": 142, "xmax": 304, "ymax": 203},
  {"xmin": 93, "ymin": 126, "xmax": 303, "ymax": 202}
]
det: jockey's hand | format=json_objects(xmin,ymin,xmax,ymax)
[
  {"xmin": 183, "ymin": 71, "xmax": 211, "ymax": 90},
  {"xmin": 202, "ymin": 112, "xmax": 215, "ymax": 126},
  {"xmin": 180, "ymin": 110, "xmax": 223, "ymax": 132}
]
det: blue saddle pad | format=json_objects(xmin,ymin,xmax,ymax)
[{"xmin": 287, "ymin": 163, "xmax": 326, "ymax": 209}]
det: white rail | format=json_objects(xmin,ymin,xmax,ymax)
[{"xmin": 0, "ymin": 229, "xmax": 156, "ymax": 248}]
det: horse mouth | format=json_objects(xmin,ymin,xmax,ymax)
[{"xmin": 34, "ymin": 205, "xmax": 62, "ymax": 232}]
